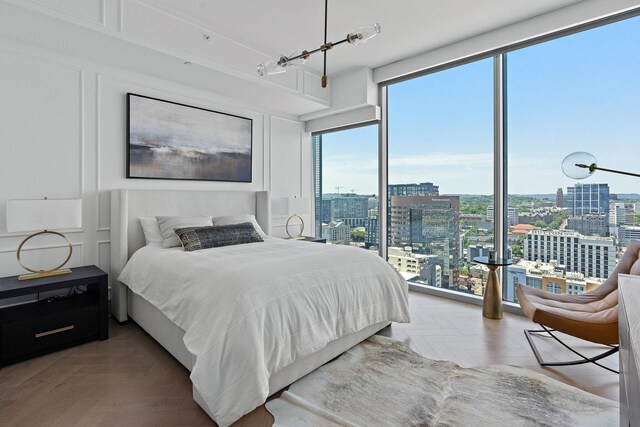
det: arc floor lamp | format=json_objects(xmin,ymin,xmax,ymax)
[{"xmin": 562, "ymin": 151, "xmax": 640, "ymax": 179}]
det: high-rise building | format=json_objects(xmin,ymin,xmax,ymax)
[
  {"xmin": 566, "ymin": 214, "xmax": 609, "ymax": 237},
  {"xmin": 524, "ymin": 229, "xmax": 615, "ymax": 279},
  {"xmin": 323, "ymin": 194, "xmax": 370, "ymax": 227},
  {"xmin": 419, "ymin": 255, "xmax": 443, "ymax": 288},
  {"xmin": 565, "ymin": 183, "xmax": 610, "ymax": 216},
  {"xmin": 388, "ymin": 182, "xmax": 439, "ymax": 197},
  {"xmin": 556, "ymin": 188, "xmax": 564, "ymax": 208},
  {"xmin": 321, "ymin": 199, "xmax": 332, "ymax": 223},
  {"xmin": 619, "ymin": 225, "xmax": 640, "ymax": 247},
  {"xmin": 312, "ymin": 134, "xmax": 322, "ymax": 238},
  {"xmin": 610, "ymin": 202, "xmax": 635, "ymax": 226},
  {"xmin": 386, "ymin": 182, "xmax": 440, "ymax": 247},
  {"xmin": 390, "ymin": 195, "xmax": 459, "ymax": 288},
  {"xmin": 486, "ymin": 206, "xmax": 518, "ymax": 225},
  {"xmin": 364, "ymin": 217, "xmax": 379, "ymax": 249}
]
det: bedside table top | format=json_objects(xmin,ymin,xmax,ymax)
[
  {"xmin": 0, "ymin": 265, "xmax": 107, "ymax": 299},
  {"xmin": 472, "ymin": 256, "xmax": 512, "ymax": 267}
]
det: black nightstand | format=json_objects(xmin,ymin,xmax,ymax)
[
  {"xmin": 287, "ymin": 236, "xmax": 327, "ymax": 243},
  {"xmin": 0, "ymin": 265, "xmax": 108, "ymax": 367}
]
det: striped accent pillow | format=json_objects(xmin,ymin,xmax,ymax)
[{"xmin": 174, "ymin": 222, "xmax": 263, "ymax": 252}]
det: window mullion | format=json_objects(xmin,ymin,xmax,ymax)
[
  {"xmin": 493, "ymin": 54, "xmax": 508, "ymax": 265},
  {"xmin": 378, "ymin": 85, "xmax": 389, "ymax": 259}
]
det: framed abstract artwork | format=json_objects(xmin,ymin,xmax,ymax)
[{"xmin": 126, "ymin": 93, "xmax": 252, "ymax": 182}]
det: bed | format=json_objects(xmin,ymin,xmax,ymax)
[{"xmin": 110, "ymin": 189, "xmax": 410, "ymax": 426}]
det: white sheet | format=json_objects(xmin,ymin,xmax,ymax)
[{"xmin": 118, "ymin": 238, "xmax": 410, "ymax": 426}]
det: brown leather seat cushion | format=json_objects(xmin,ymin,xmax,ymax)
[{"xmin": 516, "ymin": 239, "xmax": 640, "ymax": 345}]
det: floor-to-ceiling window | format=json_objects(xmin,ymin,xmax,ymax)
[
  {"xmin": 313, "ymin": 124, "xmax": 379, "ymax": 251},
  {"xmin": 387, "ymin": 59, "xmax": 494, "ymax": 293},
  {"xmin": 312, "ymin": 12, "xmax": 640, "ymax": 304},
  {"xmin": 505, "ymin": 15, "xmax": 640, "ymax": 303},
  {"xmin": 378, "ymin": 12, "xmax": 640, "ymax": 304}
]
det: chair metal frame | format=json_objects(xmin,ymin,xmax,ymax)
[{"xmin": 524, "ymin": 324, "xmax": 619, "ymax": 374}]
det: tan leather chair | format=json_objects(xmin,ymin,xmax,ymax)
[{"xmin": 516, "ymin": 239, "xmax": 640, "ymax": 373}]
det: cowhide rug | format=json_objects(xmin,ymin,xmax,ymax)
[{"xmin": 266, "ymin": 335, "xmax": 618, "ymax": 426}]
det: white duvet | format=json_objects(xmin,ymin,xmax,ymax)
[{"xmin": 118, "ymin": 237, "xmax": 410, "ymax": 426}]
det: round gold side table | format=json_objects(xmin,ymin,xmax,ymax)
[{"xmin": 473, "ymin": 256, "xmax": 512, "ymax": 320}]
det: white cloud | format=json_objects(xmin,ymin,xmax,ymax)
[{"xmin": 389, "ymin": 152, "xmax": 492, "ymax": 168}]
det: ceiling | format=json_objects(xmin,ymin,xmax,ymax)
[{"xmin": 148, "ymin": 0, "xmax": 583, "ymax": 76}]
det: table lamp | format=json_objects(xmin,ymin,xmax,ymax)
[
  {"xmin": 277, "ymin": 197, "xmax": 309, "ymax": 239},
  {"xmin": 6, "ymin": 198, "xmax": 82, "ymax": 281}
]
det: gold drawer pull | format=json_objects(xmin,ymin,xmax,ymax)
[{"xmin": 35, "ymin": 325, "xmax": 75, "ymax": 338}]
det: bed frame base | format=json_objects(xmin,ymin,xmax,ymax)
[{"xmin": 127, "ymin": 289, "xmax": 390, "ymax": 419}]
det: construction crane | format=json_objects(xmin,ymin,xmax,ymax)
[{"xmin": 335, "ymin": 186, "xmax": 343, "ymax": 194}]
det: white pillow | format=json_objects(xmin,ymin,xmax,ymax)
[
  {"xmin": 140, "ymin": 217, "xmax": 163, "ymax": 246},
  {"xmin": 155, "ymin": 216, "xmax": 213, "ymax": 248},
  {"xmin": 213, "ymin": 214, "xmax": 267, "ymax": 238}
]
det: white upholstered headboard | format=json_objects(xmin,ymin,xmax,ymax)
[{"xmin": 109, "ymin": 189, "xmax": 271, "ymax": 322}]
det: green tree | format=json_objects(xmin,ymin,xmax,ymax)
[
  {"xmin": 350, "ymin": 229, "xmax": 365, "ymax": 242},
  {"xmin": 463, "ymin": 227, "xmax": 478, "ymax": 247},
  {"xmin": 548, "ymin": 212, "xmax": 568, "ymax": 229},
  {"xmin": 512, "ymin": 244, "xmax": 523, "ymax": 257}
]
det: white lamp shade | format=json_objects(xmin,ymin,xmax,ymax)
[
  {"xmin": 275, "ymin": 197, "xmax": 309, "ymax": 216},
  {"xmin": 6, "ymin": 199, "xmax": 82, "ymax": 232}
]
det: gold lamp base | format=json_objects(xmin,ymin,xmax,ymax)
[
  {"xmin": 17, "ymin": 230, "xmax": 73, "ymax": 281},
  {"xmin": 19, "ymin": 268, "xmax": 72, "ymax": 281},
  {"xmin": 285, "ymin": 214, "xmax": 305, "ymax": 239}
]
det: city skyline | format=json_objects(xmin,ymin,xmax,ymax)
[{"xmin": 321, "ymin": 15, "xmax": 640, "ymax": 196}]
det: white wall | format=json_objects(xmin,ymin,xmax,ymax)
[{"xmin": 0, "ymin": 36, "xmax": 310, "ymax": 280}]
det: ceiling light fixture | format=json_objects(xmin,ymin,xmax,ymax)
[{"xmin": 256, "ymin": 0, "xmax": 380, "ymax": 88}]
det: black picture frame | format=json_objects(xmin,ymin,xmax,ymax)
[{"xmin": 126, "ymin": 93, "xmax": 253, "ymax": 183}]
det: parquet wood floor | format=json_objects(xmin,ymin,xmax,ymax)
[{"xmin": 0, "ymin": 291, "xmax": 619, "ymax": 426}]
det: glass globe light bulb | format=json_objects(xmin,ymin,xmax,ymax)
[
  {"xmin": 256, "ymin": 56, "xmax": 287, "ymax": 76},
  {"xmin": 347, "ymin": 23, "xmax": 381, "ymax": 46},
  {"xmin": 561, "ymin": 152, "xmax": 597, "ymax": 179}
]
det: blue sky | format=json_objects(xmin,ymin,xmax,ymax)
[{"xmin": 322, "ymin": 16, "xmax": 640, "ymax": 196}]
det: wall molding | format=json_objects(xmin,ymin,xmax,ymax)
[
  {"xmin": 4, "ymin": 0, "xmax": 330, "ymax": 106},
  {"xmin": 8, "ymin": 0, "xmax": 105, "ymax": 27},
  {"xmin": 100, "ymin": 0, "xmax": 106, "ymax": 27},
  {"xmin": 0, "ymin": 229, "xmax": 85, "ymax": 240},
  {"xmin": 270, "ymin": 116, "xmax": 305, "ymax": 199},
  {"xmin": 124, "ymin": 0, "xmax": 306, "ymax": 94},
  {"xmin": 79, "ymin": 68, "xmax": 86, "ymax": 197},
  {"xmin": 0, "ymin": 242, "xmax": 83, "ymax": 254},
  {"xmin": 95, "ymin": 73, "xmax": 104, "ymax": 232},
  {"xmin": 0, "ymin": 48, "xmax": 85, "ymax": 202},
  {"xmin": 97, "ymin": 72, "xmax": 266, "ymax": 122},
  {"xmin": 96, "ymin": 239, "xmax": 110, "ymax": 272}
]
